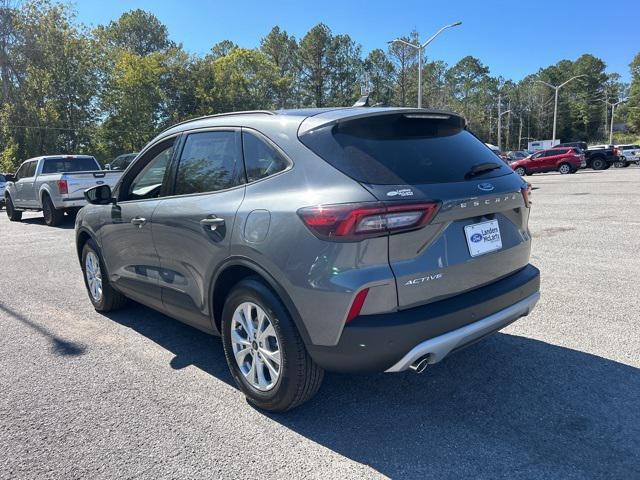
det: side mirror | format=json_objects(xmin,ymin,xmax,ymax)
[
  {"xmin": 84, "ymin": 184, "xmax": 114, "ymax": 205},
  {"xmin": 104, "ymin": 163, "xmax": 111, "ymax": 170}
]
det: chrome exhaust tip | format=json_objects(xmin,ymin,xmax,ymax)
[{"xmin": 409, "ymin": 355, "xmax": 430, "ymax": 374}]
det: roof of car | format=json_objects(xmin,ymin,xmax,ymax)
[{"xmin": 157, "ymin": 107, "xmax": 465, "ymax": 138}]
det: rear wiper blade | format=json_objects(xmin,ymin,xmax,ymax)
[{"xmin": 465, "ymin": 162, "xmax": 502, "ymax": 179}]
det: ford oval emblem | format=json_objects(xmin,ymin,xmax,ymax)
[
  {"xmin": 478, "ymin": 182, "xmax": 494, "ymax": 192},
  {"xmin": 471, "ymin": 233, "xmax": 483, "ymax": 243}
]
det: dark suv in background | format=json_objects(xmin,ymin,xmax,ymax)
[{"xmin": 76, "ymin": 108, "xmax": 540, "ymax": 411}]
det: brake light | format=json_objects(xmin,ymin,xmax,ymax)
[
  {"xmin": 298, "ymin": 202, "xmax": 440, "ymax": 241},
  {"xmin": 346, "ymin": 288, "xmax": 369, "ymax": 323},
  {"xmin": 521, "ymin": 183, "xmax": 532, "ymax": 208},
  {"xmin": 57, "ymin": 179, "xmax": 68, "ymax": 194}
]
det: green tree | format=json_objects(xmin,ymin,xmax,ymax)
[
  {"xmin": 627, "ymin": 53, "xmax": 640, "ymax": 133},
  {"xmin": 363, "ymin": 49, "xmax": 395, "ymax": 106},
  {"xmin": 94, "ymin": 9, "xmax": 173, "ymax": 56},
  {"xmin": 260, "ymin": 26, "xmax": 298, "ymax": 108}
]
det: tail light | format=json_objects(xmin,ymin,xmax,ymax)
[
  {"xmin": 57, "ymin": 179, "xmax": 68, "ymax": 194},
  {"xmin": 297, "ymin": 201, "xmax": 440, "ymax": 241},
  {"xmin": 521, "ymin": 183, "xmax": 532, "ymax": 208}
]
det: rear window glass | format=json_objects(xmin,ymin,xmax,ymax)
[
  {"xmin": 299, "ymin": 114, "xmax": 512, "ymax": 184},
  {"xmin": 42, "ymin": 157, "xmax": 98, "ymax": 174}
]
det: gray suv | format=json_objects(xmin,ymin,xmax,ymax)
[{"xmin": 76, "ymin": 108, "xmax": 540, "ymax": 411}]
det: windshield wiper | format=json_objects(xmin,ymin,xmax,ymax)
[{"xmin": 465, "ymin": 162, "xmax": 502, "ymax": 179}]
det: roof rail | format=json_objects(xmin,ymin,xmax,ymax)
[{"xmin": 157, "ymin": 110, "xmax": 275, "ymax": 136}]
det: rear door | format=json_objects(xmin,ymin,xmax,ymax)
[
  {"xmin": 299, "ymin": 112, "xmax": 531, "ymax": 309},
  {"xmin": 17, "ymin": 160, "xmax": 38, "ymax": 207},
  {"xmin": 151, "ymin": 128, "xmax": 246, "ymax": 330}
]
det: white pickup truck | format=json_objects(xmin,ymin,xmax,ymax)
[{"xmin": 4, "ymin": 155, "xmax": 123, "ymax": 226}]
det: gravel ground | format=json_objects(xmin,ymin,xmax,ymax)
[{"xmin": 1, "ymin": 167, "xmax": 639, "ymax": 479}]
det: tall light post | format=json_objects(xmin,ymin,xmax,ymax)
[
  {"xmin": 497, "ymin": 94, "xmax": 511, "ymax": 151},
  {"xmin": 388, "ymin": 21, "xmax": 462, "ymax": 108},
  {"xmin": 606, "ymin": 98, "xmax": 627, "ymax": 145},
  {"xmin": 535, "ymin": 75, "xmax": 586, "ymax": 144}
]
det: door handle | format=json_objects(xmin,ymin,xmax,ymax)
[
  {"xmin": 200, "ymin": 217, "xmax": 225, "ymax": 231},
  {"xmin": 131, "ymin": 217, "xmax": 147, "ymax": 227}
]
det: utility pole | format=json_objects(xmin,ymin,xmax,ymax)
[{"xmin": 388, "ymin": 21, "xmax": 462, "ymax": 108}]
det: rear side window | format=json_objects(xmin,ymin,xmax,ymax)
[
  {"xmin": 42, "ymin": 157, "xmax": 98, "ymax": 174},
  {"xmin": 299, "ymin": 114, "xmax": 512, "ymax": 184},
  {"xmin": 174, "ymin": 131, "xmax": 241, "ymax": 195},
  {"xmin": 242, "ymin": 132, "xmax": 289, "ymax": 182}
]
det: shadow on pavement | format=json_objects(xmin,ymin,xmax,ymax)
[
  {"xmin": 103, "ymin": 303, "xmax": 640, "ymax": 478},
  {"xmin": 18, "ymin": 215, "xmax": 75, "ymax": 229},
  {"xmin": 0, "ymin": 302, "xmax": 86, "ymax": 356}
]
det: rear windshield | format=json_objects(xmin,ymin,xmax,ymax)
[
  {"xmin": 299, "ymin": 114, "xmax": 513, "ymax": 184},
  {"xmin": 42, "ymin": 157, "xmax": 98, "ymax": 174}
]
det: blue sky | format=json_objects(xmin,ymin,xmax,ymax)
[{"xmin": 74, "ymin": 0, "xmax": 639, "ymax": 82}]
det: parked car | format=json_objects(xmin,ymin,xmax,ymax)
[
  {"xmin": 105, "ymin": 152, "xmax": 138, "ymax": 171},
  {"xmin": 506, "ymin": 150, "xmax": 529, "ymax": 162},
  {"xmin": 4, "ymin": 155, "xmax": 124, "ymax": 226},
  {"xmin": 555, "ymin": 142, "xmax": 619, "ymax": 170},
  {"xmin": 485, "ymin": 143, "xmax": 511, "ymax": 163},
  {"xmin": 0, "ymin": 173, "xmax": 6, "ymax": 209},
  {"xmin": 76, "ymin": 108, "xmax": 540, "ymax": 411},
  {"xmin": 614, "ymin": 144, "xmax": 640, "ymax": 167},
  {"xmin": 510, "ymin": 147, "xmax": 585, "ymax": 175}
]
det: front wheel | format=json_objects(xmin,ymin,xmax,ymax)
[
  {"xmin": 5, "ymin": 196, "xmax": 22, "ymax": 221},
  {"xmin": 81, "ymin": 239, "xmax": 127, "ymax": 312},
  {"xmin": 558, "ymin": 163, "xmax": 571, "ymax": 174},
  {"xmin": 221, "ymin": 278, "xmax": 324, "ymax": 412},
  {"xmin": 514, "ymin": 166, "xmax": 526, "ymax": 176}
]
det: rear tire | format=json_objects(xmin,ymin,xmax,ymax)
[
  {"xmin": 514, "ymin": 166, "xmax": 526, "ymax": 176},
  {"xmin": 5, "ymin": 196, "xmax": 22, "ymax": 221},
  {"xmin": 558, "ymin": 163, "xmax": 571, "ymax": 174},
  {"xmin": 591, "ymin": 158, "xmax": 607, "ymax": 170},
  {"xmin": 81, "ymin": 239, "xmax": 127, "ymax": 312},
  {"xmin": 221, "ymin": 278, "xmax": 324, "ymax": 412},
  {"xmin": 42, "ymin": 194, "xmax": 64, "ymax": 226}
]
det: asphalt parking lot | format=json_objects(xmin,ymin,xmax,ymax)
[{"xmin": 1, "ymin": 168, "xmax": 639, "ymax": 479}]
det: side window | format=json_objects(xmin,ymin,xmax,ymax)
[
  {"xmin": 15, "ymin": 163, "xmax": 27, "ymax": 180},
  {"xmin": 174, "ymin": 131, "xmax": 241, "ymax": 195},
  {"xmin": 242, "ymin": 132, "xmax": 289, "ymax": 182},
  {"xmin": 25, "ymin": 161, "xmax": 37, "ymax": 177},
  {"xmin": 125, "ymin": 141, "xmax": 174, "ymax": 201},
  {"xmin": 532, "ymin": 152, "xmax": 543, "ymax": 159}
]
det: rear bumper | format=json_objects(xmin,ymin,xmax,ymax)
[
  {"xmin": 60, "ymin": 197, "xmax": 87, "ymax": 208},
  {"xmin": 307, "ymin": 264, "xmax": 540, "ymax": 373}
]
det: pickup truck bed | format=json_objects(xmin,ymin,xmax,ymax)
[{"xmin": 5, "ymin": 155, "xmax": 123, "ymax": 226}]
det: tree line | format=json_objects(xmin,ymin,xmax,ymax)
[{"xmin": 1, "ymin": 1, "xmax": 639, "ymax": 170}]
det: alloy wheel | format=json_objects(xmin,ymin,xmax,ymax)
[
  {"xmin": 85, "ymin": 251, "xmax": 103, "ymax": 302},
  {"xmin": 231, "ymin": 301, "xmax": 281, "ymax": 391}
]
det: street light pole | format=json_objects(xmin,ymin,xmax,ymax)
[
  {"xmin": 535, "ymin": 75, "xmax": 586, "ymax": 144},
  {"xmin": 497, "ymin": 94, "xmax": 511, "ymax": 151},
  {"xmin": 608, "ymin": 99, "xmax": 627, "ymax": 144},
  {"xmin": 388, "ymin": 21, "xmax": 462, "ymax": 108}
]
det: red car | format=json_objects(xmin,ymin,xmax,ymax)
[{"xmin": 511, "ymin": 147, "xmax": 585, "ymax": 176}]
